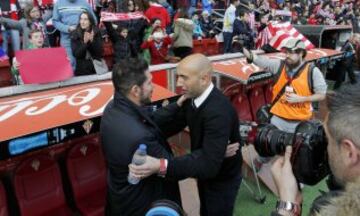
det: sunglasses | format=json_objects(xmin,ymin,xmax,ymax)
[{"xmin": 282, "ymin": 48, "xmax": 302, "ymax": 55}]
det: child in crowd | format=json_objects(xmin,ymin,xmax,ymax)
[
  {"xmin": 143, "ymin": 18, "xmax": 162, "ymax": 64},
  {"xmin": 0, "ymin": 3, "xmax": 52, "ymax": 49},
  {"xmin": 141, "ymin": 27, "xmax": 172, "ymax": 64},
  {"xmin": 12, "ymin": 28, "xmax": 45, "ymax": 85},
  {"xmin": 104, "ymin": 22, "xmax": 137, "ymax": 63},
  {"xmin": 192, "ymin": 13, "xmax": 204, "ymax": 39}
]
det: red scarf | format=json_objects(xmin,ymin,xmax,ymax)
[{"xmin": 10, "ymin": 0, "xmax": 18, "ymax": 20}]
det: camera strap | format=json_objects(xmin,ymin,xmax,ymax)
[
  {"xmin": 270, "ymin": 63, "xmax": 305, "ymax": 109},
  {"xmin": 270, "ymin": 80, "xmax": 290, "ymax": 109}
]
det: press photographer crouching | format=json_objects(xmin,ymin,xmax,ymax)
[{"xmin": 271, "ymin": 84, "xmax": 360, "ymax": 216}]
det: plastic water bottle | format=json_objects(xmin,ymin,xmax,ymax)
[{"xmin": 128, "ymin": 144, "xmax": 147, "ymax": 185}]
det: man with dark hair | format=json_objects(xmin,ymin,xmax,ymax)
[
  {"xmin": 271, "ymin": 84, "xmax": 360, "ymax": 216},
  {"xmin": 101, "ymin": 58, "xmax": 181, "ymax": 216},
  {"xmin": 130, "ymin": 54, "xmax": 242, "ymax": 216},
  {"xmin": 242, "ymin": 38, "xmax": 327, "ymax": 133},
  {"xmin": 233, "ymin": 9, "xmax": 255, "ymax": 50}
]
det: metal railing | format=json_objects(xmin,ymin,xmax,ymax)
[{"xmin": 0, "ymin": 52, "xmax": 255, "ymax": 98}]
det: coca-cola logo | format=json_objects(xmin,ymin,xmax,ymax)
[
  {"xmin": 0, "ymin": 82, "xmax": 114, "ymax": 123},
  {"xmin": 213, "ymin": 58, "xmax": 261, "ymax": 75}
]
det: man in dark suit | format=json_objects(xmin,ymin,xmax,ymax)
[
  {"xmin": 100, "ymin": 58, "xmax": 181, "ymax": 216},
  {"xmin": 130, "ymin": 54, "xmax": 242, "ymax": 216}
]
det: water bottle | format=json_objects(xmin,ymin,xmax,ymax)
[{"xmin": 128, "ymin": 144, "xmax": 147, "ymax": 185}]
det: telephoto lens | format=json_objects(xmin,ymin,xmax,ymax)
[{"xmin": 253, "ymin": 120, "xmax": 329, "ymax": 185}]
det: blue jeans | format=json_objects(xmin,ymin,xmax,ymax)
[
  {"xmin": 223, "ymin": 32, "xmax": 233, "ymax": 53},
  {"xmin": 2, "ymin": 29, "xmax": 20, "ymax": 54},
  {"xmin": 60, "ymin": 35, "xmax": 76, "ymax": 72}
]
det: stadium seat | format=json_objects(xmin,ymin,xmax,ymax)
[
  {"xmin": 66, "ymin": 141, "xmax": 106, "ymax": 216},
  {"xmin": 204, "ymin": 39, "xmax": 219, "ymax": 56},
  {"xmin": 264, "ymin": 83, "xmax": 273, "ymax": 104},
  {"xmin": 0, "ymin": 181, "xmax": 8, "ymax": 216},
  {"xmin": 223, "ymin": 83, "xmax": 253, "ymax": 121},
  {"xmin": 248, "ymin": 86, "xmax": 267, "ymax": 122},
  {"xmin": 192, "ymin": 40, "xmax": 205, "ymax": 54},
  {"xmin": 0, "ymin": 60, "xmax": 12, "ymax": 87},
  {"xmin": 14, "ymin": 155, "xmax": 72, "ymax": 216}
]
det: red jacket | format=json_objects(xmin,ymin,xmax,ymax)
[
  {"xmin": 307, "ymin": 18, "xmax": 317, "ymax": 25},
  {"xmin": 141, "ymin": 36, "xmax": 172, "ymax": 64},
  {"xmin": 145, "ymin": 4, "xmax": 171, "ymax": 29}
]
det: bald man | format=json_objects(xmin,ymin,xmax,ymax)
[{"xmin": 131, "ymin": 54, "xmax": 242, "ymax": 216}]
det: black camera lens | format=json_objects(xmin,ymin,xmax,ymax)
[
  {"xmin": 254, "ymin": 124, "xmax": 294, "ymax": 157},
  {"xmin": 253, "ymin": 120, "xmax": 329, "ymax": 185}
]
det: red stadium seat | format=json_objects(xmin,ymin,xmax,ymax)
[
  {"xmin": 248, "ymin": 86, "xmax": 267, "ymax": 122},
  {"xmin": 264, "ymin": 83, "xmax": 273, "ymax": 104},
  {"xmin": 0, "ymin": 181, "xmax": 8, "ymax": 216},
  {"xmin": 223, "ymin": 83, "xmax": 253, "ymax": 121},
  {"xmin": 14, "ymin": 155, "xmax": 72, "ymax": 216},
  {"xmin": 66, "ymin": 142, "xmax": 106, "ymax": 216},
  {"xmin": 203, "ymin": 39, "xmax": 219, "ymax": 56},
  {"xmin": 0, "ymin": 60, "xmax": 12, "ymax": 87},
  {"xmin": 192, "ymin": 40, "xmax": 205, "ymax": 54}
]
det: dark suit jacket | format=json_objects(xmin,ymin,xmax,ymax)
[
  {"xmin": 100, "ymin": 92, "xmax": 180, "ymax": 216},
  {"xmin": 153, "ymin": 87, "xmax": 242, "ymax": 182}
]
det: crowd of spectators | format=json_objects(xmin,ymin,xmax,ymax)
[{"xmin": 0, "ymin": 0, "xmax": 359, "ymax": 84}]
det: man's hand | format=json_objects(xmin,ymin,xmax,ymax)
[
  {"xmin": 128, "ymin": 156, "xmax": 161, "ymax": 179},
  {"xmin": 286, "ymin": 93, "xmax": 305, "ymax": 104},
  {"xmin": 271, "ymin": 146, "xmax": 299, "ymax": 203},
  {"xmin": 225, "ymin": 142, "xmax": 240, "ymax": 157},
  {"xmin": 176, "ymin": 95, "xmax": 189, "ymax": 107},
  {"xmin": 242, "ymin": 47, "xmax": 252, "ymax": 59}
]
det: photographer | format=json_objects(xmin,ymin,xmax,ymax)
[
  {"xmin": 242, "ymin": 38, "xmax": 327, "ymax": 133},
  {"xmin": 271, "ymin": 84, "xmax": 360, "ymax": 216}
]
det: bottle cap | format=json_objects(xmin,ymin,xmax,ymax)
[{"xmin": 139, "ymin": 144, "xmax": 147, "ymax": 151}]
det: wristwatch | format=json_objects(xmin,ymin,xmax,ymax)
[
  {"xmin": 276, "ymin": 200, "xmax": 301, "ymax": 216},
  {"xmin": 158, "ymin": 158, "xmax": 167, "ymax": 177}
]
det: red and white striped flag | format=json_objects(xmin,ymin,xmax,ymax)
[
  {"xmin": 87, "ymin": 0, "xmax": 97, "ymax": 11},
  {"xmin": 256, "ymin": 21, "xmax": 315, "ymax": 50},
  {"xmin": 101, "ymin": 11, "xmax": 148, "ymax": 22}
]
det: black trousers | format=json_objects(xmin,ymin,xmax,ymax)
[
  {"xmin": 197, "ymin": 175, "xmax": 242, "ymax": 216},
  {"xmin": 223, "ymin": 32, "xmax": 233, "ymax": 53},
  {"xmin": 173, "ymin": 47, "xmax": 193, "ymax": 59},
  {"xmin": 334, "ymin": 58, "xmax": 358, "ymax": 89}
]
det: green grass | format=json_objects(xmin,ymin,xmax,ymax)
[{"xmin": 234, "ymin": 178, "xmax": 328, "ymax": 216}]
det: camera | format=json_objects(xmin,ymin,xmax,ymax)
[{"xmin": 241, "ymin": 120, "xmax": 329, "ymax": 185}]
